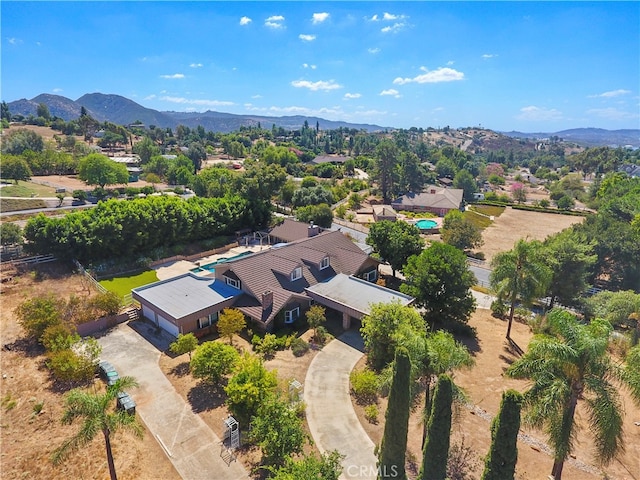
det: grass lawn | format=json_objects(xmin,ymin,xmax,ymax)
[
  {"xmin": 0, "ymin": 197, "xmax": 47, "ymax": 212},
  {"xmin": 99, "ymin": 269, "xmax": 159, "ymax": 297},
  {"xmin": 0, "ymin": 181, "xmax": 56, "ymax": 198}
]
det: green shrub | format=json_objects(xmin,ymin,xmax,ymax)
[
  {"xmin": 491, "ymin": 299, "xmax": 507, "ymax": 318},
  {"xmin": 350, "ymin": 368, "xmax": 378, "ymax": 403},
  {"xmin": 364, "ymin": 404, "xmax": 379, "ymax": 424},
  {"xmin": 291, "ymin": 337, "xmax": 309, "ymax": 357},
  {"xmin": 256, "ymin": 333, "xmax": 279, "ymax": 357}
]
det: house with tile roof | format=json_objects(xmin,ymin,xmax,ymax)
[
  {"xmin": 391, "ymin": 186, "xmax": 464, "ymax": 216},
  {"xmin": 132, "ymin": 230, "xmax": 413, "ymax": 336}
]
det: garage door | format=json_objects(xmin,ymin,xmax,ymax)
[
  {"xmin": 157, "ymin": 314, "xmax": 179, "ymax": 337},
  {"xmin": 142, "ymin": 305, "xmax": 155, "ymax": 322}
]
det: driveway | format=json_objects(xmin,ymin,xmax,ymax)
[
  {"xmin": 305, "ymin": 330, "xmax": 378, "ymax": 480},
  {"xmin": 97, "ymin": 321, "xmax": 249, "ymax": 480}
]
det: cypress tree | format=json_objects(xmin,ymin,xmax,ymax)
[
  {"xmin": 377, "ymin": 347, "xmax": 411, "ymax": 480},
  {"xmin": 419, "ymin": 374, "xmax": 453, "ymax": 480},
  {"xmin": 481, "ymin": 389, "xmax": 523, "ymax": 480}
]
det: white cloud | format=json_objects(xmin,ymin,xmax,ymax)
[
  {"xmin": 393, "ymin": 67, "xmax": 464, "ymax": 85},
  {"xmin": 344, "ymin": 93, "xmax": 362, "ymax": 99},
  {"xmin": 239, "ymin": 16, "xmax": 252, "ymax": 26},
  {"xmin": 251, "ymin": 94, "xmax": 262, "ymax": 99},
  {"xmin": 52, "ymin": 88, "xmax": 63, "ymax": 93},
  {"xmin": 291, "ymin": 79, "xmax": 342, "ymax": 91},
  {"xmin": 144, "ymin": 94, "xmax": 157, "ymax": 100},
  {"xmin": 160, "ymin": 96, "xmax": 234, "ymax": 107},
  {"xmin": 368, "ymin": 47, "xmax": 380, "ymax": 54},
  {"xmin": 7, "ymin": 37, "xmax": 23, "ymax": 45},
  {"xmin": 516, "ymin": 106, "xmax": 563, "ymax": 121},
  {"xmin": 189, "ymin": 63, "xmax": 203, "ymax": 68},
  {"xmin": 160, "ymin": 73, "xmax": 185, "ymax": 79},
  {"xmin": 299, "ymin": 34, "xmax": 316, "ymax": 42},
  {"xmin": 380, "ymin": 89, "xmax": 401, "ymax": 98},
  {"xmin": 586, "ymin": 107, "xmax": 638, "ymax": 120},
  {"xmin": 302, "ymin": 63, "xmax": 317, "ymax": 69},
  {"xmin": 383, "ymin": 12, "xmax": 406, "ymax": 21},
  {"xmin": 312, "ymin": 12, "xmax": 330, "ymax": 24},
  {"xmin": 588, "ymin": 89, "xmax": 631, "ymax": 98},
  {"xmin": 482, "ymin": 54, "xmax": 497, "ymax": 59},
  {"xmin": 265, "ymin": 15, "xmax": 285, "ymax": 29},
  {"xmin": 381, "ymin": 23, "xmax": 406, "ymax": 34}
]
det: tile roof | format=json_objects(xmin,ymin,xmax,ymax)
[
  {"xmin": 269, "ymin": 218, "xmax": 322, "ymax": 243},
  {"xmin": 392, "ymin": 186, "xmax": 463, "ymax": 210}
]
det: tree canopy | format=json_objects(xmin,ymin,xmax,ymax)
[
  {"xmin": 78, "ymin": 153, "xmax": 129, "ymax": 188},
  {"xmin": 366, "ymin": 220, "xmax": 424, "ymax": 277}
]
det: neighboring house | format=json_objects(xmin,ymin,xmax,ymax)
[
  {"xmin": 310, "ymin": 155, "xmax": 351, "ymax": 164},
  {"xmin": 372, "ymin": 205, "xmax": 398, "ymax": 222},
  {"xmin": 133, "ymin": 230, "xmax": 412, "ymax": 336},
  {"xmin": 619, "ymin": 164, "xmax": 640, "ymax": 178},
  {"xmin": 391, "ymin": 186, "xmax": 464, "ymax": 216},
  {"xmin": 269, "ymin": 218, "xmax": 324, "ymax": 243}
]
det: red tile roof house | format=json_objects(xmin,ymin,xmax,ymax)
[
  {"xmin": 391, "ymin": 186, "xmax": 464, "ymax": 217},
  {"xmin": 132, "ymin": 230, "xmax": 414, "ymax": 337}
]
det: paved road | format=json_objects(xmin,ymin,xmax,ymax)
[
  {"xmin": 305, "ymin": 330, "xmax": 378, "ymax": 480},
  {"xmin": 97, "ymin": 321, "xmax": 249, "ymax": 480}
]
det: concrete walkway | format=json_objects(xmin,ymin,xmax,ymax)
[
  {"xmin": 97, "ymin": 321, "xmax": 249, "ymax": 480},
  {"xmin": 305, "ymin": 330, "xmax": 378, "ymax": 480}
]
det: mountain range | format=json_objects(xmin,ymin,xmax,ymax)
[{"xmin": 6, "ymin": 93, "xmax": 640, "ymax": 148}]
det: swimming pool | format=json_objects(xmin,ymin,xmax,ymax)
[
  {"xmin": 415, "ymin": 219, "xmax": 438, "ymax": 230},
  {"xmin": 190, "ymin": 250, "xmax": 253, "ymax": 273}
]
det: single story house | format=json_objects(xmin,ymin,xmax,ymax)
[
  {"xmin": 133, "ymin": 230, "xmax": 414, "ymax": 336},
  {"xmin": 372, "ymin": 205, "xmax": 398, "ymax": 222},
  {"xmin": 391, "ymin": 186, "xmax": 464, "ymax": 216},
  {"xmin": 268, "ymin": 218, "xmax": 324, "ymax": 243}
]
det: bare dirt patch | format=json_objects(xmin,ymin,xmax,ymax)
[
  {"xmin": 351, "ymin": 309, "xmax": 640, "ymax": 480},
  {"xmin": 479, "ymin": 207, "xmax": 585, "ymax": 263},
  {"xmin": 0, "ymin": 262, "xmax": 180, "ymax": 480}
]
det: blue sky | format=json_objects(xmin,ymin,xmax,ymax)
[{"xmin": 2, "ymin": 1, "xmax": 639, "ymax": 132}]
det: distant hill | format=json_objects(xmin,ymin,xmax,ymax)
[
  {"xmin": 6, "ymin": 92, "xmax": 639, "ymax": 146},
  {"xmin": 502, "ymin": 128, "xmax": 640, "ymax": 148}
]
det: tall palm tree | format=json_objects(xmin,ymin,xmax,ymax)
[
  {"xmin": 506, "ymin": 309, "xmax": 640, "ymax": 480},
  {"xmin": 52, "ymin": 377, "xmax": 143, "ymax": 480},
  {"xmin": 490, "ymin": 238, "xmax": 551, "ymax": 339}
]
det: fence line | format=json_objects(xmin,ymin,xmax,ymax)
[
  {"xmin": 73, "ymin": 259, "xmax": 107, "ymax": 294},
  {"xmin": 4, "ymin": 253, "xmax": 56, "ymax": 266}
]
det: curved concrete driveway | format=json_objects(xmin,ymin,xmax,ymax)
[
  {"xmin": 305, "ymin": 330, "xmax": 378, "ymax": 480},
  {"xmin": 97, "ymin": 321, "xmax": 249, "ymax": 480}
]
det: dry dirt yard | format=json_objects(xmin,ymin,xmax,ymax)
[
  {"xmin": 351, "ymin": 309, "xmax": 640, "ymax": 480},
  {"xmin": 479, "ymin": 206, "xmax": 585, "ymax": 263},
  {"xmin": 0, "ymin": 262, "xmax": 179, "ymax": 480}
]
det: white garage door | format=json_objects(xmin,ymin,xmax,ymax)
[
  {"xmin": 142, "ymin": 305, "xmax": 155, "ymax": 322},
  {"xmin": 157, "ymin": 314, "xmax": 180, "ymax": 337}
]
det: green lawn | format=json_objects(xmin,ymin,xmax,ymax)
[
  {"xmin": 99, "ymin": 270, "xmax": 159, "ymax": 297},
  {"xmin": 0, "ymin": 181, "xmax": 56, "ymax": 198}
]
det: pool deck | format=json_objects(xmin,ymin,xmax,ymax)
[{"xmin": 155, "ymin": 244, "xmax": 267, "ymax": 281}]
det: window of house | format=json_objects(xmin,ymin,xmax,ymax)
[
  {"xmin": 198, "ymin": 312, "xmax": 219, "ymax": 329},
  {"xmin": 284, "ymin": 307, "xmax": 300, "ymax": 324},
  {"xmin": 365, "ymin": 269, "xmax": 377, "ymax": 282},
  {"xmin": 320, "ymin": 256, "xmax": 330, "ymax": 270},
  {"xmin": 225, "ymin": 276, "xmax": 240, "ymax": 289},
  {"xmin": 291, "ymin": 266, "xmax": 302, "ymax": 281}
]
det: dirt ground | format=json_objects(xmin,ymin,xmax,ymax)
[
  {"xmin": 30, "ymin": 174, "xmax": 169, "ymax": 193},
  {"xmin": 351, "ymin": 309, "xmax": 640, "ymax": 480},
  {"xmin": 478, "ymin": 206, "xmax": 585, "ymax": 263},
  {"xmin": 0, "ymin": 262, "xmax": 179, "ymax": 480}
]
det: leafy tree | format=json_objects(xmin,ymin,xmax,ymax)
[
  {"xmin": 440, "ymin": 210, "xmax": 483, "ymax": 252},
  {"xmin": 267, "ymin": 450, "xmax": 344, "ymax": 480},
  {"xmin": 225, "ymin": 353, "xmax": 278, "ymax": 423},
  {"xmin": 453, "ymin": 169, "xmax": 477, "ymax": 202},
  {"xmin": 0, "ymin": 222, "xmax": 23, "ymax": 246},
  {"xmin": 481, "ymin": 390, "xmax": 523, "ymax": 480},
  {"xmin": 510, "ymin": 182, "xmax": 527, "ymax": 203},
  {"xmin": 366, "ymin": 220, "xmax": 424, "ymax": 277},
  {"xmin": 555, "ymin": 194, "xmax": 574, "ymax": 210},
  {"xmin": 249, "ymin": 395, "xmax": 309, "ymax": 466},
  {"xmin": 169, "ymin": 333, "xmax": 199, "ymax": 361},
  {"xmin": 361, "ymin": 302, "xmax": 426, "ymax": 371},
  {"xmin": 490, "ymin": 239, "xmax": 551, "ymax": 339},
  {"xmin": 47, "ymin": 345, "xmax": 97, "ymax": 383},
  {"xmin": 1, "ymin": 101, "xmax": 10, "ymax": 121},
  {"xmin": 419, "ymin": 374, "xmax": 453, "ymax": 480},
  {"xmin": 305, "ymin": 305, "xmax": 326, "ymax": 343},
  {"xmin": 88, "ymin": 291, "xmax": 122, "ymax": 317},
  {"xmin": 15, "ymin": 295, "xmax": 64, "ymax": 342},
  {"xmin": 401, "ymin": 242, "xmax": 476, "ymax": 326},
  {"xmin": 399, "ymin": 151, "xmax": 425, "ymax": 194},
  {"xmin": 78, "ymin": 153, "xmax": 129, "ymax": 188},
  {"xmin": 584, "ymin": 290, "xmax": 640, "ymax": 328},
  {"xmin": 132, "ymin": 136, "xmax": 161, "ymax": 164},
  {"xmin": 190, "ymin": 341, "xmax": 239, "ymax": 383},
  {"xmin": 378, "ymin": 347, "xmax": 411, "ymax": 480},
  {"xmin": 51, "ymin": 377, "xmax": 144, "ymax": 480},
  {"xmin": 291, "ymin": 185, "xmax": 334, "ymax": 207},
  {"xmin": 0, "ymin": 154, "xmax": 32, "ymax": 183},
  {"xmin": 543, "ymin": 230, "xmax": 596, "ymax": 308},
  {"xmin": 375, "ymin": 139, "xmax": 399, "ymax": 203},
  {"xmin": 1, "ymin": 128, "xmax": 44, "ymax": 154},
  {"xmin": 295, "ymin": 203, "xmax": 333, "ymax": 228},
  {"xmin": 506, "ymin": 309, "xmax": 640, "ymax": 480},
  {"xmin": 217, "ymin": 308, "xmax": 246, "ymax": 345}
]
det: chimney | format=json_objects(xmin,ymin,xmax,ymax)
[
  {"xmin": 262, "ymin": 291, "xmax": 273, "ymax": 310},
  {"xmin": 308, "ymin": 222, "xmax": 320, "ymax": 237}
]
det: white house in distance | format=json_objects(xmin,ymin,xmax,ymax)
[
  {"xmin": 391, "ymin": 185, "xmax": 464, "ymax": 216},
  {"xmin": 132, "ymin": 228, "xmax": 414, "ymax": 337}
]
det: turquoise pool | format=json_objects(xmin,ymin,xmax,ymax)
[
  {"xmin": 190, "ymin": 251, "xmax": 253, "ymax": 273},
  {"xmin": 415, "ymin": 219, "xmax": 438, "ymax": 230}
]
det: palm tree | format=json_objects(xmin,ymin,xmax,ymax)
[
  {"xmin": 52, "ymin": 377, "xmax": 143, "ymax": 480},
  {"xmin": 490, "ymin": 239, "xmax": 551, "ymax": 339},
  {"xmin": 506, "ymin": 309, "xmax": 640, "ymax": 479}
]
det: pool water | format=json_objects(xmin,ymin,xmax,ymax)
[
  {"xmin": 415, "ymin": 219, "xmax": 438, "ymax": 230},
  {"xmin": 190, "ymin": 251, "xmax": 253, "ymax": 273}
]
